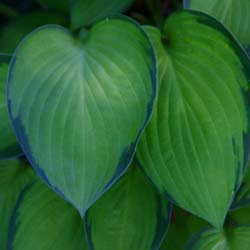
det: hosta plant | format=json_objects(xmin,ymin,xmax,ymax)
[{"xmin": 1, "ymin": 0, "xmax": 250, "ymax": 249}]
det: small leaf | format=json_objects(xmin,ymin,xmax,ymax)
[
  {"xmin": 187, "ymin": 226, "xmax": 250, "ymax": 250},
  {"xmin": 231, "ymin": 162, "xmax": 250, "ymax": 209},
  {"xmin": 70, "ymin": 0, "xmax": 133, "ymax": 29},
  {"xmin": 85, "ymin": 163, "xmax": 170, "ymax": 250},
  {"xmin": 0, "ymin": 59, "xmax": 22, "ymax": 158},
  {"xmin": 184, "ymin": 0, "xmax": 250, "ymax": 51},
  {"xmin": 0, "ymin": 159, "xmax": 34, "ymax": 249},
  {"xmin": 137, "ymin": 11, "xmax": 250, "ymax": 228},
  {"xmin": 8, "ymin": 17, "xmax": 156, "ymax": 216},
  {"xmin": 161, "ymin": 206, "xmax": 208, "ymax": 250},
  {"xmin": 0, "ymin": 11, "xmax": 66, "ymax": 53},
  {"xmin": 8, "ymin": 175, "xmax": 88, "ymax": 250}
]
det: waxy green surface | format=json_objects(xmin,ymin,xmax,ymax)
[
  {"xmin": 8, "ymin": 16, "xmax": 156, "ymax": 217},
  {"xmin": 137, "ymin": 11, "xmax": 250, "ymax": 228}
]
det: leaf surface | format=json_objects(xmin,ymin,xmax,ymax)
[
  {"xmin": 187, "ymin": 226, "xmax": 250, "ymax": 250},
  {"xmin": 137, "ymin": 11, "xmax": 250, "ymax": 228},
  {"xmin": 160, "ymin": 206, "xmax": 208, "ymax": 250},
  {"xmin": 231, "ymin": 162, "xmax": 250, "ymax": 209},
  {"xmin": 8, "ymin": 17, "xmax": 156, "ymax": 216},
  {"xmin": 8, "ymin": 175, "xmax": 88, "ymax": 250},
  {"xmin": 0, "ymin": 58, "xmax": 22, "ymax": 158},
  {"xmin": 0, "ymin": 12, "xmax": 66, "ymax": 53},
  {"xmin": 70, "ymin": 0, "xmax": 133, "ymax": 29},
  {"xmin": 0, "ymin": 159, "xmax": 34, "ymax": 249},
  {"xmin": 85, "ymin": 163, "xmax": 170, "ymax": 250},
  {"xmin": 184, "ymin": 0, "xmax": 250, "ymax": 51}
]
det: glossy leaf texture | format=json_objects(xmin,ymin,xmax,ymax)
[
  {"xmin": 8, "ymin": 175, "xmax": 88, "ymax": 250},
  {"xmin": 184, "ymin": 0, "xmax": 250, "ymax": 51},
  {"xmin": 0, "ymin": 159, "xmax": 34, "ymax": 249},
  {"xmin": 0, "ymin": 11, "xmax": 66, "ymax": 53},
  {"xmin": 8, "ymin": 17, "xmax": 156, "ymax": 217},
  {"xmin": 137, "ymin": 11, "xmax": 250, "ymax": 228},
  {"xmin": 231, "ymin": 162, "xmax": 250, "ymax": 209},
  {"xmin": 85, "ymin": 163, "xmax": 170, "ymax": 250},
  {"xmin": 187, "ymin": 226, "xmax": 250, "ymax": 250},
  {"xmin": 0, "ymin": 57, "xmax": 22, "ymax": 158},
  {"xmin": 70, "ymin": 0, "xmax": 133, "ymax": 29},
  {"xmin": 160, "ymin": 206, "xmax": 208, "ymax": 250},
  {"xmin": 37, "ymin": 0, "xmax": 69, "ymax": 13}
]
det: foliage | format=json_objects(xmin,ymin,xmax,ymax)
[{"xmin": 1, "ymin": 0, "xmax": 250, "ymax": 249}]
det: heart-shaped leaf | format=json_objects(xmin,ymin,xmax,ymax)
[
  {"xmin": 231, "ymin": 161, "xmax": 250, "ymax": 209},
  {"xmin": 184, "ymin": 0, "xmax": 250, "ymax": 51},
  {"xmin": 161, "ymin": 206, "xmax": 208, "ymax": 250},
  {"xmin": 137, "ymin": 11, "xmax": 250, "ymax": 228},
  {"xmin": 0, "ymin": 57, "xmax": 22, "ymax": 158},
  {"xmin": 0, "ymin": 12, "xmax": 66, "ymax": 53},
  {"xmin": 187, "ymin": 226, "xmax": 250, "ymax": 250},
  {"xmin": 8, "ymin": 175, "xmax": 88, "ymax": 250},
  {"xmin": 8, "ymin": 17, "xmax": 156, "ymax": 217},
  {"xmin": 70, "ymin": 0, "xmax": 133, "ymax": 29},
  {"xmin": 85, "ymin": 162, "xmax": 170, "ymax": 250},
  {"xmin": 0, "ymin": 159, "xmax": 34, "ymax": 249}
]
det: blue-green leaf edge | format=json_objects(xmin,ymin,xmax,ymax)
[
  {"xmin": 193, "ymin": 9, "xmax": 250, "ymax": 215},
  {"xmin": 7, "ymin": 14, "xmax": 157, "ymax": 214},
  {"xmin": 137, "ymin": 10, "xmax": 250, "ymax": 227},
  {"xmin": 7, "ymin": 179, "xmax": 35, "ymax": 250},
  {"xmin": 185, "ymin": 225, "xmax": 250, "ymax": 250},
  {"xmin": 185, "ymin": 227, "xmax": 217, "ymax": 250}
]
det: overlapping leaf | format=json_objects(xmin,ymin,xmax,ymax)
[
  {"xmin": 8, "ymin": 17, "xmax": 156, "ymax": 216},
  {"xmin": 0, "ymin": 159, "xmax": 34, "ymax": 249},
  {"xmin": 70, "ymin": 0, "xmax": 133, "ymax": 29},
  {"xmin": 187, "ymin": 226, "xmax": 250, "ymax": 250},
  {"xmin": 230, "ymin": 205, "xmax": 250, "ymax": 225},
  {"xmin": 184, "ymin": 0, "xmax": 250, "ymax": 51},
  {"xmin": 0, "ymin": 57, "xmax": 22, "ymax": 158},
  {"xmin": 160, "ymin": 206, "xmax": 208, "ymax": 250},
  {"xmin": 8, "ymin": 175, "xmax": 88, "ymax": 250},
  {"xmin": 0, "ymin": 12, "xmax": 66, "ymax": 53},
  {"xmin": 85, "ymin": 163, "xmax": 170, "ymax": 250},
  {"xmin": 231, "ymin": 162, "xmax": 250, "ymax": 209},
  {"xmin": 137, "ymin": 11, "xmax": 250, "ymax": 228}
]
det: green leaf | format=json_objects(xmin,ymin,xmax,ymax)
[
  {"xmin": 8, "ymin": 17, "xmax": 156, "ymax": 217},
  {"xmin": 136, "ymin": 11, "xmax": 250, "ymax": 228},
  {"xmin": 231, "ymin": 162, "xmax": 250, "ymax": 209},
  {"xmin": 85, "ymin": 163, "xmax": 170, "ymax": 250},
  {"xmin": 184, "ymin": 0, "xmax": 250, "ymax": 51},
  {"xmin": 0, "ymin": 159, "xmax": 34, "ymax": 249},
  {"xmin": 0, "ymin": 59, "xmax": 22, "ymax": 158},
  {"xmin": 70, "ymin": 0, "xmax": 133, "ymax": 29},
  {"xmin": 161, "ymin": 206, "xmax": 208, "ymax": 250},
  {"xmin": 37, "ymin": 0, "xmax": 69, "ymax": 13},
  {"xmin": 0, "ymin": 11, "xmax": 66, "ymax": 53},
  {"xmin": 8, "ymin": 175, "xmax": 88, "ymax": 250},
  {"xmin": 187, "ymin": 226, "xmax": 250, "ymax": 250},
  {"xmin": 230, "ymin": 205, "xmax": 250, "ymax": 225}
]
